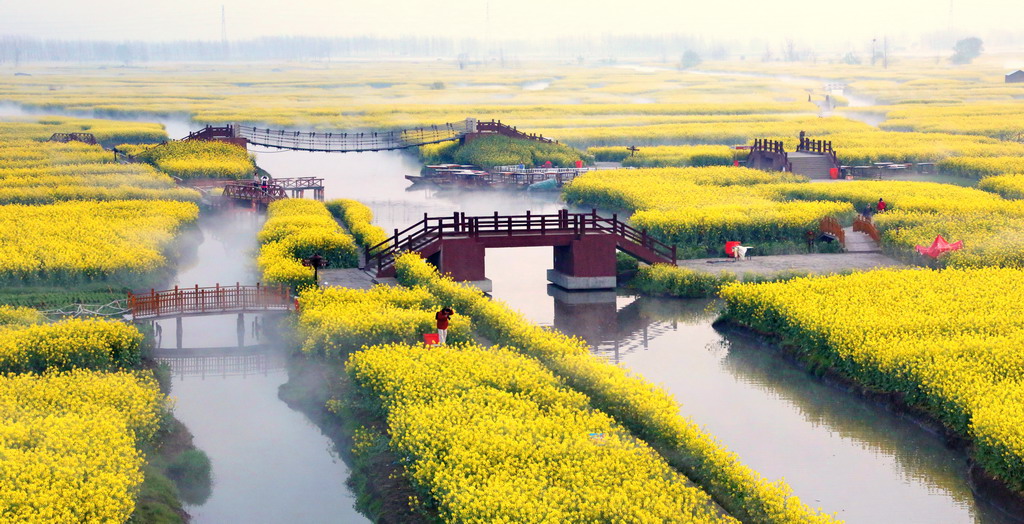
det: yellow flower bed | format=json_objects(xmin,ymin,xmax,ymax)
[
  {"xmin": 0, "ymin": 200, "xmax": 198, "ymax": 285},
  {"xmin": 326, "ymin": 199, "xmax": 390, "ymax": 249},
  {"xmin": 564, "ymin": 167, "xmax": 850, "ymax": 252},
  {"xmin": 0, "ymin": 136, "xmax": 199, "ymax": 204},
  {"xmin": 0, "ymin": 318, "xmax": 142, "ymax": 373},
  {"xmin": 720, "ymin": 267, "xmax": 1024, "ymax": 491},
  {"xmin": 127, "ymin": 140, "xmax": 255, "ymax": 180},
  {"xmin": 588, "ymin": 144, "xmax": 742, "ymax": 167},
  {"xmin": 257, "ymin": 200, "xmax": 358, "ymax": 289},
  {"xmin": 297, "ymin": 285, "xmax": 471, "ymax": 355},
  {"xmin": 394, "ymin": 254, "xmax": 834, "ymax": 523},
  {"xmin": 978, "ymin": 174, "xmax": 1024, "ymax": 199},
  {"xmin": 937, "ymin": 156, "xmax": 1024, "ymax": 179},
  {"xmin": 0, "ymin": 117, "xmax": 166, "ymax": 145},
  {"xmin": 0, "ymin": 369, "xmax": 165, "ymax": 523},
  {"xmin": 347, "ymin": 342, "xmax": 734, "ymax": 523},
  {"xmin": 0, "ymin": 306, "xmax": 46, "ymax": 327},
  {"xmin": 777, "ymin": 181, "xmax": 1024, "ymax": 267}
]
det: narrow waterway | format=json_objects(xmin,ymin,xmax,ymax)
[
  {"xmin": 152, "ymin": 210, "xmax": 366, "ymax": 524},
  {"xmin": 1, "ymin": 98, "xmax": 1012, "ymax": 520},
  {"xmin": 253, "ymin": 147, "xmax": 1015, "ymax": 523}
]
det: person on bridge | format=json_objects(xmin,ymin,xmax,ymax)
[
  {"xmin": 435, "ymin": 307, "xmax": 453, "ymax": 345},
  {"xmin": 877, "ymin": 198, "xmax": 887, "ymax": 213}
]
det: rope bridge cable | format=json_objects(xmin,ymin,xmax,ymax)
[
  {"xmin": 236, "ymin": 121, "xmax": 469, "ymax": 153},
  {"xmin": 41, "ymin": 299, "xmax": 131, "ymax": 319}
]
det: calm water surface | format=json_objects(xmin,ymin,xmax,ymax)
[
  {"xmin": 154, "ymin": 211, "xmax": 365, "ymax": 524},
  {"xmin": 0, "ymin": 100, "xmax": 1008, "ymax": 522}
]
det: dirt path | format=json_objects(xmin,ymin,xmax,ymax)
[{"xmin": 677, "ymin": 252, "xmax": 907, "ymax": 280}]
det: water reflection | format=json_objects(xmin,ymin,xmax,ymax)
[{"xmin": 543, "ymin": 294, "xmax": 1013, "ymax": 523}]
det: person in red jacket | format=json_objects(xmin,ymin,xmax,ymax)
[
  {"xmin": 877, "ymin": 198, "xmax": 887, "ymax": 212},
  {"xmin": 435, "ymin": 307, "xmax": 453, "ymax": 345}
]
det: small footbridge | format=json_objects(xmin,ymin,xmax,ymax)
[
  {"xmin": 184, "ymin": 119, "xmax": 556, "ymax": 154},
  {"xmin": 127, "ymin": 283, "xmax": 293, "ymax": 321},
  {"xmin": 745, "ymin": 135, "xmax": 841, "ymax": 178},
  {"xmin": 365, "ymin": 209, "xmax": 677, "ymax": 290}
]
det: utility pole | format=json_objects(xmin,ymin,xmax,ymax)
[
  {"xmin": 221, "ymin": 5, "xmax": 228, "ymax": 59},
  {"xmin": 883, "ymin": 36, "xmax": 888, "ymax": 69},
  {"xmin": 871, "ymin": 38, "xmax": 877, "ymax": 66}
]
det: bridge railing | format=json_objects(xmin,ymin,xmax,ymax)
[
  {"xmin": 475, "ymin": 120, "xmax": 556, "ymax": 144},
  {"xmin": 853, "ymin": 215, "xmax": 881, "ymax": 243},
  {"xmin": 273, "ymin": 177, "xmax": 325, "ymax": 189},
  {"xmin": 366, "ymin": 210, "xmax": 677, "ymax": 274},
  {"xmin": 223, "ymin": 183, "xmax": 289, "ymax": 202},
  {"xmin": 184, "ymin": 125, "xmax": 235, "ymax": 141},
  {"xmin": 238, "ymin": 122, "xmax": 467, "ymax": 152},
  {"xmin": 819, "ymin": 216, "xmax": 846, "ymax": 246},
  {"xmin": 128, "ymin": 283, "xmax": 291, "ymax": 320},
  {"xmin": 797, "ymin": 136, "xmax": 841, "ymax": 169}
]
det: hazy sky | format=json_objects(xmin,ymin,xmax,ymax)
[{"xmin": 1, "ymin": 0, "xmax": 1021, "ymax": 42}]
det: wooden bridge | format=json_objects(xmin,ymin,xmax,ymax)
[
  {"xmin": 127, "ymin": 283, "xmax": 292, "ymax": 321},
  {"xmin": 182, "ymin": 119, "xmax": 557, "ymax": 154},
  {"xmin": 365, "ymin": 209, "xmax": 677, "ymax": 290},
  {"xmin": 746, "ymin": 134, "xmax": 841, "ymax": 178}
]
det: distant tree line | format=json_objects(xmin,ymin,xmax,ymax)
[{"xmin": 0, "ymin": 34, "xmax": 735, "ymax": 65}]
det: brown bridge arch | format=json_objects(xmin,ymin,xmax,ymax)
[{"xmin": 365, "ymin": 209, "xmax": 676, "ymax": 291}]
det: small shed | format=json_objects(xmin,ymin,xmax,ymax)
[{"xmin": 1006, "ymin": 70, "xmax": 1024, "ymax": 83}]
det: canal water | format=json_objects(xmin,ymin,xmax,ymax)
[
  {"xmin": 0, "ymin": 98, "xmax": 1010, "ymax": 521},
  {"xmin": 152, "ymin": 210, "xmax": 366, "ymax": 524},
  {"xmin": 254, "ymin": 147, "xmax": 1011, "ymax": 523}
]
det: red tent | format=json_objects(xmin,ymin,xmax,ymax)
[{"xmin": 915, "ymin": 235, "xmax": 963, "ymax": 258}]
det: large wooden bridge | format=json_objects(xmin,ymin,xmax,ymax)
[
  {"xmin": 365, "ymin": 210, "xmax": 676, "ymax": 290},
  {"xmin": 127, "ymin": 283, "xmax": 293, "ymax": 321},
  {"xmin": 184, "ymin": 119, "xmax": 557, "ymax": 154}
]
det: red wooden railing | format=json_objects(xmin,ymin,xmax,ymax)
[
  {"xmin": 475, "ymin": 120, "xmax": 556, "ymax": 144},
  {"xmin": 127, "ymin": 283, "xmax": 291, "ymax": 320},
  {"xmin": 819, "ymin": 216, "xmax": 846, "ymax": 246},
  {"xmin": 365, "ymin": 209, "xmax": 676, "ymax": 275},
  {"xmin": 184, "ymin": 125, "xmax": 235, "ymax": 141},
  {"xmin": 854, "ymin": 215, "xmax": 881, "ymax": 243}
]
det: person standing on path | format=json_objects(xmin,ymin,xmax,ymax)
[{"xmin": 435, "ymin": 307, "xmax": 453, "ymax": 345}]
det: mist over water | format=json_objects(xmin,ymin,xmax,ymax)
[{"xmin": 3, "ymin": 101, "xmax": 1010, "ymax": 521}]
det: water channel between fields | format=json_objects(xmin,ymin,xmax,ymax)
[
  {"xmin": 255, "ymin": 148, "xmax": 1011, "ymax": 523},
  {"xmin": 0, "ymin": 98, "xmax": 1008, "ymax": 522}
]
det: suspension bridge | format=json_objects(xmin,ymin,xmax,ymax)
[{"xmin": 183, "ymin": 118, "xmax": 555, "ymax": 154}]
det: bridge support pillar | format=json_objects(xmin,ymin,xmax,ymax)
[
  {"xmin": 237, "ymin": 313, "xmax": 245, "ymax": 348},
  {"xmin": 434, "ymin": 239, "xmax": 492, "ymax": 292},
  {"xmin": 548, "ymin": 235, "xmax": 617, "ymax": 290},
  {"xmin": 176, "ymin": 317, "xmax": 183, "ymax": 349}
]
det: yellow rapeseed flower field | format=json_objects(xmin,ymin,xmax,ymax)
[
  {"xmin": 0, "ymin": 369, "xmax": 165, "ymax": 523},
  {"xmin": 0, "ymin": 200, "xmax": 198, "ymax": 285},
  {"xmin": 395, "ymin": 254, "xmax": 835, "ymax": 523},
  {"xmin": 347, "ymin": 343, "xmax": 734, "ymax": 523},
  {"xmin": 720, "ymin": 267, "xmax": 1024, "ymax": 491},
  {"xmin": 257, "ymin": 200, "xmax": 359, "ymax": 288}
]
